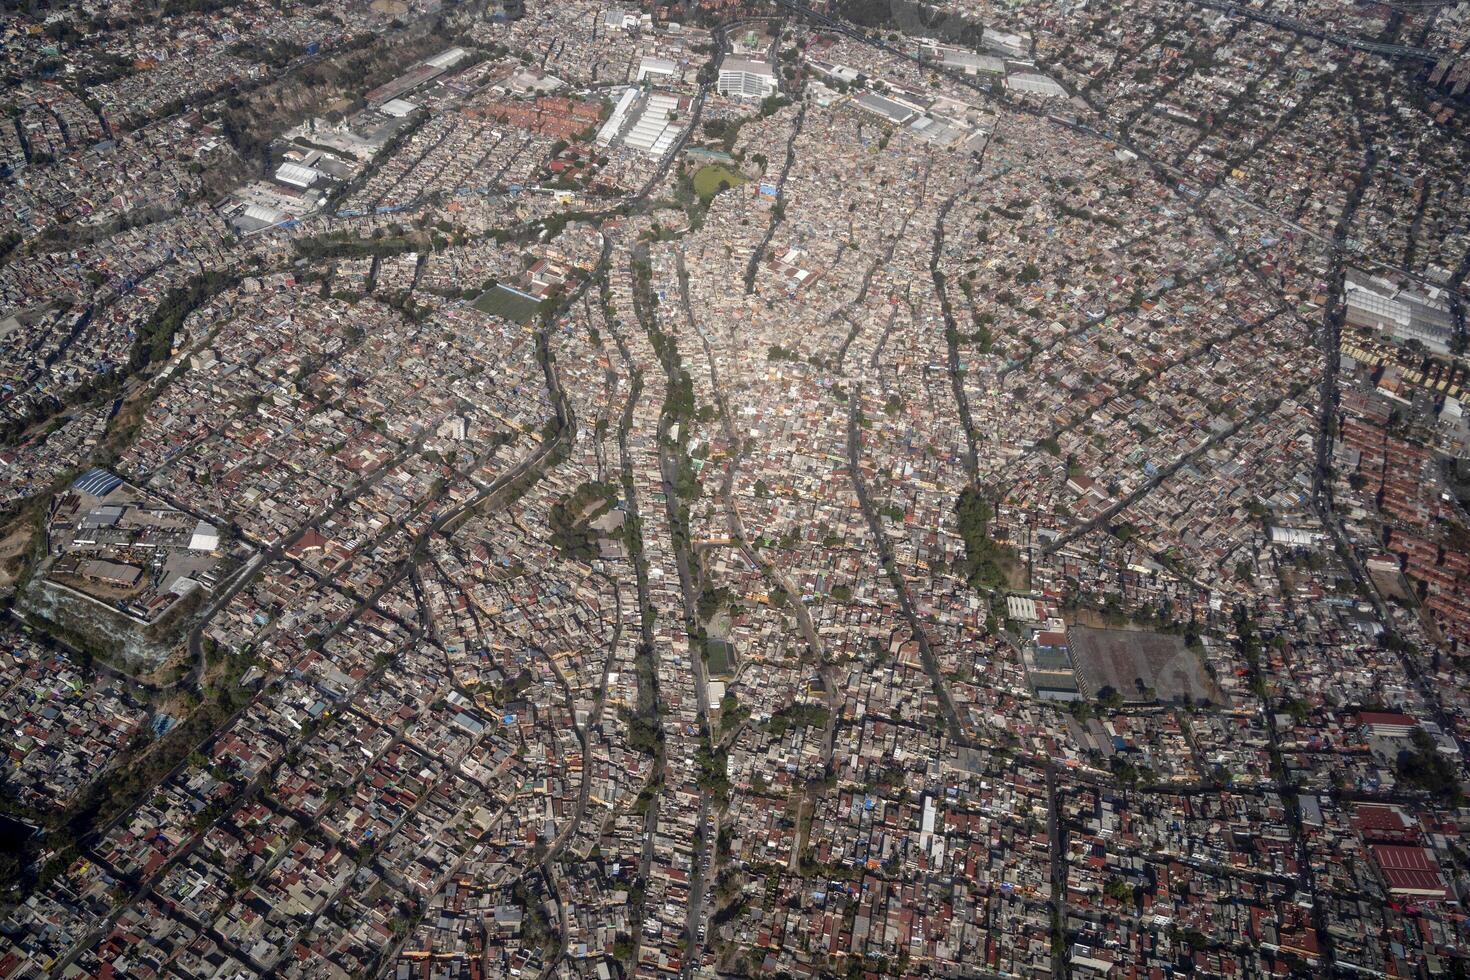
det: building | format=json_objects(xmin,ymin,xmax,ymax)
[
  {"xmin": 1069, "ymin": 945, "xmax": 1117, "ymax": 976},
  {"xmin": 622, "ymin": 93, "xmax": 682, "ymax": 158},
  {"xmin": 1356, "ymin": 710, "xmax": 1419, "ymax": 738},
  {"xmin": 717, "ymin": 57, "xmax": 777, "ymax": 100},
  {"xmin": 919, "ymin": 795, "xmax": 937, "ymax": 855},
  {"xmin": 241, "ymin": 203, "xmax": 286, "ymax": 227},
  {"xmin": 189, "ymin": 521, "xmax": 220, "ymax": 552},
  {"xmin": 439, "ymin": 416, "xmax": 468, "ymax": 441},
  {"xmin": 1345, "ymin": 269, "xmax": 1456, "ymax": 354},
  {"xmin": 378, "ymin": 98, "xmax": 418, "ymax": 118},
  {"xmin": 73, "ymin": 468, "xmax": 122, "ymax": 498},
  {"xmin": 79, "ymin": 505, "xmax": 124, "ymax": 530},
  {"xmin": 1005, "ymin": 72, "xmax": 1067, "ymax": 98},
  {"xmin": 637, "ymin": 56, "xmax": 678, "ymax": 83},
  {"xmin": 602, "ymin": 8, "xmax": 639, "ymax": 31},
  {"xmin": 982, "ymin": 28, "xmax": 1031, "ymax": 58},
  {"xmin": 365, "ymin": 63, "xmax": 446, "ymax": 107},
  {"xmin": 81, "ymin": 559, "xmax": 143, "ymax": 588},
  {"xmin": 425, "ymin": 47, "xmax": 470, "ymax": 71},
  {"xmin": 1370, "ymin": 844, "xmax": 1450, "ymax": 899},
  {"xmin": 1027, "ymin": 630, "xmax": 1081, "ymax": 701},
  {"xmin": 1269, "ymin": 526, "xmax": 1324, "ymax": 547},
  {"xmin": 274, "ymin": 162, "xmax": 321, "ymax": 190},
  {"xmin": 1006, "ymin": 595, "xmax": 1038, "ymax": 621},
  {"xmin": 596, "ymin": 87, "xmax": 639, "ymax": 147},
  {"xmin": 922, "ymin": 45, "xmax": 1006, "ymax": 76},
  {"xmin": 853, "ymin": 92, "xmax": 919, "ymax": 125}
]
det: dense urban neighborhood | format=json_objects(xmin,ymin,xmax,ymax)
[{"xmin": 1, "ymin": 0, "xmax": 1470, "ymax": 978}]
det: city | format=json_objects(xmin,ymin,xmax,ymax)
[{"xmin": 0, "ymin": 0, "xmax": 1469, "ymax": 977}]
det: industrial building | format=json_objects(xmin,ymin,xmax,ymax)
[
  {"xmin": 1005, "ymin": 71, "xmax": 1067, "ymax": 98},
  {"xmin": 1345, "ymin": 269, "xmax": 1456, "ymax": 354},
  {"xmin": 981, "ymin": 27, "xmax": 1031, "ymax": 58},
  {"xmin": 625, "ymin": 93, "xmax": 681, "ymax": 157},
  {"xmin": 365, "ymin": 63, "xmax": 445, "ymax": 107},
  {"xmin": 73, "ymin": 468, "xmax": 123, "ymax": 498},
  {"xmin": 853, "ymin": 92, "xmax": 919, "ymax": 125},
  {"xmin": 602, "ymin": 7, "xmax": 639, "ymax": 31},
  {"xmin": 922, "ymin": 44, "xmax": 1006, "ymax": 77},
  {"xmin": 274, "ymin": 161, "xmax": 322, "ymax": 190},
  {"xmin": 81, "ymin": 559, "xmax": 144, "ymax": 589},
  {"xmin": 378, "ymin": 98, "xmax": 419, "ymax": 118},
  {"xmin": 717, "ymin": 57, "xmax": 777, "ymax": 100},
  {"xmin": 596, "ymin": 87, "xmax": 639, "ymax": 147},
  {"xmin": 242, "ymin": 203, "xmax": 286, "ymax": 226},
  {"xmin": 365, "ymin": 47, "xmax": 470, "ymax": 107},
  {"xmin": 189, "ymin": 521, "xmax": 221, "ymax": 552},
  {"xmin": 425, "ymin": 47, "xmax": 470, "ymax": 71},
  {"xmin": 637, "ymin": 56, "xmax": 678, "ymax": 83}
]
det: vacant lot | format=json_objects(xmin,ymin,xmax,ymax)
[
  {"xmin": 1069, "ymin": 625, "xmax": 1226, "ymax": 706},
  {"xmin": 472, "ymin": 284, "xmax": 543, "ymax": 324}
]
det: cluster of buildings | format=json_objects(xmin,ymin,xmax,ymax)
[
  {"xmin": 2, "ymin": 0, "xmax": 383, "ymax": 128},
  {"xmin": 0, "ymin": 204, "xmax": 234, "ymax": 433},
  {"xmin": 40, "ymin": 469, "xmax": 229, "ymax": 628},
  {"xmin": 597, "ymin": 90, "xmax": 692, "ymax": 160},
  {"xmin": 0, "ymin": 623, "xmax": 149, "ymax": 810}
]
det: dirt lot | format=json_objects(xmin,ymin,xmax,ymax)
[
  {"xmin": 0, "ymin": 504, "xmax": 45, "ymax": 590},
  {"xmin": 0, "ymin": 522, "xmax": 36, "ymax": 589},
  {"xmin": 1068, "ymin": 624, "xmax": 1227, "ymax": 707}
]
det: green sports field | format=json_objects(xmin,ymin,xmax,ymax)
[
  {"xmin": 692, "ymin": 164, "xmax": 748, "ymax": 202},
  {"xmin": 472, "ymin": 284, "xmax": 543, "ymax": 324}
]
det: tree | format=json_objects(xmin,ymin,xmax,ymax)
[
  {"xmin": 1397, "ymin": 728, "xmax": 1463, "ymax": 804},
  {"xmin": 1105, "ymin": 877, "xmax": 1133, "ymax": 904},
  {"xmin": 698, "ymin": 586, "xmax": 731, "ymax": 621},
  {"xmin": 954, "ymin": 486, "xmax": 1013, "ymax": 591}
]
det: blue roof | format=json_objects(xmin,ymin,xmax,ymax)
[{"xmin": 73, "ymin": 468, "xmax": 123, "ymax": 497}]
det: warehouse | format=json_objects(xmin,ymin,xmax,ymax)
[
  {"xmin": 81, "ymin": 559, "xmax": 144, "ymax": 589},
  {"xmin": 365, "ymin": 62, "xmax": 446, "ymax": 107},
  {"xmin": 637, "ymin": 56, "xmax": 677, "ymax": 83},
  {"xmin": 922, "ymin": 45, "xmax": 1006, "ymax": 77},
  {"xmin": 189, "ymin": 521, "xmax": 221, "ymax": 552},
  {"xmin": 1370, "ymin": 844, "xmax": 1450, "ymax": 899},
  {"xmin": 73, "ymin": 468, "xmax": 123, "ymax": 498},
  {"xmin": 853, "ymin": 92, "xmax": 918, "ymax": 125},
  {"xmin": 425, "ymin": 47, "xmax": 470, "ymax": 71},
  {"xmin": 1005, "ymin": 71, "xmax": 1067, "ymax": 98},
  {"xmin": 378, "ymin": 98, "xmax": 419, "ymax": 119},
  {"xmin": 274, "ymin": 162, "xmax": 322, "ymax": 190},
  {"xmin": 597, "ymin": 87, "xmax": 639, "ymax": 147},
  {"xmin": 622, "ymin": 93, "xmax": 682, "ymax": 158}
]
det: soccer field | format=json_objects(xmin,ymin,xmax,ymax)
[
  {"xmin": 692, "ymin": 164, "xmax": 747, "ymax": 202},
  {"xmin": 472, "ymin": 284, "xmax": 543, "ymax": 324}
]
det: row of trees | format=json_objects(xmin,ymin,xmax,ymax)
[{"xmin": 129, "ymin": 270, "xmax": 238, "ymax": 370}]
